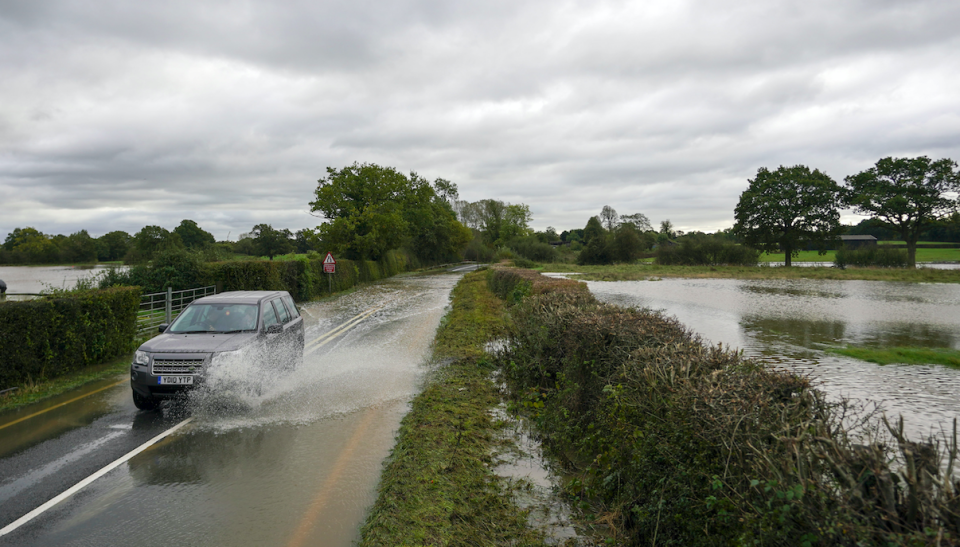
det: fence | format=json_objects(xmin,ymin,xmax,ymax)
[{"xmin": 138, "ymin": 285, "xmax": 216, "ymax": 335}]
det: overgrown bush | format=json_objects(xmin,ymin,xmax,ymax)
[
  {"xmin": 491, "ymin": 267, "xmax": 960, "ymax": 545},
  {"xmin": 834, "ymin": 246, "xmax": 909, "ymax": 268},
  {"xmin": 656, "ymin": 236, "xmax": 760, "ymax": 265},
  {"xmin": 508, "ymin": 236, "xmax": 558, "ymax": 263},
  {"xmin": 0, "ymin": 287, "xmax": 140, "ymax": 387}
]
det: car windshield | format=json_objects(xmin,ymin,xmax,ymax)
[{"xmin": 168, "ymin": 303, "xmax": 259, "ymax": 333}]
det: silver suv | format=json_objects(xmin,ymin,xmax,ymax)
[{"xmin": 130, "ymin": 290, "xmax": 304, "ymax": 410}]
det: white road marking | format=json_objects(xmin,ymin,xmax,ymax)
[{"xmin": 0, "ymin": 417, "xmax": 194, "ymax": 538}]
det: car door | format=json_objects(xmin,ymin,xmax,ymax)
[{"xmin": 260, "ymin": 298, "xmax": 284, "ymax": 368}]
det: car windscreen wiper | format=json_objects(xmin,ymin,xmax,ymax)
[
  {"xmin": 220, "ymin": 329, "xmax": 252, "ymax": 334},
  {"xmin": 177, "ymin": 330, "xmax": 215, "ymax": 334}
]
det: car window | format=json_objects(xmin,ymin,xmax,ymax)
[
  {"xmin": 262, "ymin": 302, "xmax": 280, "ymax": 328},
  {"xmin": 169, "ymin": 304, "xmax": 258, "ymax": 333},
  {"xmin": 281, "ymin": 295, "xmax": 299, "ymax": 318},
  {"xmin": 274, "ymin": 299, "xmax": 291, "ymax": 323}
]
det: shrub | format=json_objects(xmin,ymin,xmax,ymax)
[
  {"xmin": 834, "ymin": 246, "xmax": 908, "ymax": 268},
  {"xmin": 0, "ymin": 287, "xmax": 140, "ymax": 387},
  {"xmin": 656, "ymin": 236, "xmax": 760, "ymax": 265},
  {"xmin": 508, "ymin": 236, "xmax": 558, "ymax": 263}
]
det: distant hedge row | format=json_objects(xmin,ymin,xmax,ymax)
[
  {"xmin": 202, "ymin": 250, "xmax": 416, "ymax": 301},
  {"xmin": 0, "ymin": 287, "xmax": 140, "ymax": 388},
  {"xmin": 490, "ymin": 267, "xmax": 960, "ymax": 546}
]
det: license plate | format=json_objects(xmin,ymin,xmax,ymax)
[{"xmin": 158, "ymin": 376, "xmax": 194, "ymax": 385}]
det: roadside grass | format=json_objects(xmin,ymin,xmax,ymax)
[
  {"xmin": 359, "ymin": 270, "xmax": 548, "ymax": 546},
  {"xmin": 0, "ymin": 354, "xmax": 130, "ymax": 414},
  {"xmin": 538, "ymin": 262, "xmax": 960, "ymax": 283},
  {"xmin": 826, "ymin": 346, "xmax": 960, "ymax": 368}
]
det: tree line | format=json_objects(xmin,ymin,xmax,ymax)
[
  {"xmin": 0, "ymin": 220, "xmax": 313, "ymax": 265},
  {"xmin": 733, "ymin": 156, "xmax": 960, "ymax": 267}
]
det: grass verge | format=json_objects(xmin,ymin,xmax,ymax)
[
  {"xmin": 539, "ymin": 262, "xmax": 960, "ymax": 283},
  {"xmin": 0, "ymin": 353, "xmax": 129, "ymax": 414},
  {"xmin": 826, "ymin": 345, "xmax": 960, "ymax": 368},
  {"xmin": 358, "ymin": 270, "xmax": 547, "ymax": 546}
]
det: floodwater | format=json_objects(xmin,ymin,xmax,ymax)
[
  {"xmin": 580, "ymin": 277, "xmax": 960, "ymax": 441},
  {"xmin": 0, "ymin": 265, "xmax": 117, "ymax": 295},
  {"xmin": 0, "ymin": 272, "xmax": 460, "ymax": 546}
]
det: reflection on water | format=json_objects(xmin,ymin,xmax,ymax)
[{"xmin": 585, "ymin": 278, "xmax": 960, "ymax": 439}]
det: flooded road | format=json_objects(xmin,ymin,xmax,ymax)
[
  {"xmin": 581, "ymin": 277, "xmax": 960, "ymax": 441},
  {"xmin": 0, "ymin": 272, "xmax": 460, "ymax": 546}
]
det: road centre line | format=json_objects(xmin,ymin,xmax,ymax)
[
  {"xmin": 286, "ymin": 408, "xmax": 379, "ymax": 547},
  {"xmin": 304, "ymin": 304, "xmax": 385, "ymax": 353},
  {"xmin": 0, "ymin": 417, "xmax": 194, "ymax": 538},
  {"xmin": 0, "ymin": 380, "xmax": 127, "ymax": 432}
]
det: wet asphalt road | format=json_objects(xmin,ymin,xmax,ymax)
[{"xmin": 0, "ymin": 270, "xmax": 471, "ymax": 546}]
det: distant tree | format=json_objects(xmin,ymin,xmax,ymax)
[
  {"xmin": 458, "ymin": 200, "xmax": 484, "ymax": 230},
  {"xmin": 403, "ymin": 174, "xmax": 472, "ymax": 263},
  {"xmin": 599, "ymin": 205, "xmax": 620, "ymax": 231},
  {"xmin": 233, "ymin": 236, "xmax": 257, "ymax": 256},
  {"xmin": 251, "ymin": 224, "xmax": 293, "ymax": 260},
  {"xmin": 126, "ymin": 226, "xmax": 184, "ymax": 264},
  {"xmin": 174, "ymin": 220, "xmax": 216, "ymax": 249},
  {"xmin": 610, "ymin": 224, "xmax": 646, "ymax": 263},
  {"xmin": 294, "ymin": 228, "xmax": 317, "ymax": 254},
  {"xmin": 844, "ymin": 156, "xmax": 960, "ymax": 267},
  {"xmin": 97, "ymin": 231, "xmax": 131, "ymax": 261},
  {"xmin": 583, "ymin": 216, "xmax": 605, "ymax": 244},
  {"xmin": 5, "ymin": 227, "xmax": 59, "ymax": 263},
  {"xmin": 59, "ymin": 230, "xmax": 98, "ymax": 263},
  {"xmin": 733, "ymin": 165, "xmax": 843, "ymax": 267},
  {"xmin": 433, "ymin": 178, "xmax": 459, "ymax": 216},
  {"xmin": 659, "ymin": 220, "xmax": 676, "ymax": 240},
  {"xmin": 620, "ymin": 213, "xmax": 652, "ymax": 233}
]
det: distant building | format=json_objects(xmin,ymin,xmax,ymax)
[{"xmin": 840, "ymin": 235, "xmax": 878, "ymax": 249}]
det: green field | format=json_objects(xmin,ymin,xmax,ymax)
[
  {"xmin": 826, "ymin": 346, "xmax": 960, "ymax": 369},
  {"xmin": 758, "ymin": 247, "xmax": 960, "ymax": 263}
]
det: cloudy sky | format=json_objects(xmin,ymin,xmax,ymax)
[{"xmin": 1, "ymin": 0, "xmax": 959, "ymax": 241}]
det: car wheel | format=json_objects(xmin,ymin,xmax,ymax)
[{"xmin": 132, "ymin": 390, "xmax": 160, "ymax": 411}]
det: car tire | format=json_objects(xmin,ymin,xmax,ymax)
[{"xmin": 132, "ymin": 390, "xmax": 160, "ymax": 411}]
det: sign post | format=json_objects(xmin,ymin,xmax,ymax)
[{"xmin": 323, "ymin": 252, "xmax": 336, "ymax": 293}]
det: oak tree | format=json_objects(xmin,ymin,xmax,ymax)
[
  {"xmin": 844, "ymin": 156, "xmax": 960, "ymax": 267},
  {"xmin": 733, "ymin": 165, "xmax": 842, "ymax": 267}
]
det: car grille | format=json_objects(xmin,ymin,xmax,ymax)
[{"xmin": 152, "ymin": 359, "xmax": 204, "ymax": 375}]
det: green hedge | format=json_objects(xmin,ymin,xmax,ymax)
[
  {"xmin": 493, "ymin": 268, "xmax": 960, "ymax": 546},
  {"xmin": 0, "ymin": 287, "xmax": 140, "ymax": 388},
  {"xmin": 201, "ymin": 249, "xmax": 416, "ymax": 302}
]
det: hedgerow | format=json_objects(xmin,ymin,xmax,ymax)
[
  {"xmin": 491, "ymin": 266, "xmax": 960, "ymax": 545},
  {"xmin": 0, "ymin": 286, "xmax": 140, "ymax": 388}
]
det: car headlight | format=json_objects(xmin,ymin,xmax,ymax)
[{"xmin": 134, "ymin": 351, "xmax": 150, "ymax": 366}]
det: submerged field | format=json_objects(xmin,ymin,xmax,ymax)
[{"xmin": 538, "ymin": 262, "xmax": 960, "ymax": 283}]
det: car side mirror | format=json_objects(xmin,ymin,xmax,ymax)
[
  {"xmin": 266, "ymin": 324, "xmax": 283, "ymax": 335},
  {"xmin": 158, "ymin": 324, "xmax": 168, "ymax": 333}
]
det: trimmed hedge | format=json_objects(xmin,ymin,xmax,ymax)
[
  {"xmin": 491, "ymin": 266, "xmax": 960, "ymax": 546},
  {"xmin": 201, "ymin": 249, "xmax": 415, "ymax": 302},
  {"xmin": 0, "ymin": 287, "xmax": 140, "ymax": 388}
]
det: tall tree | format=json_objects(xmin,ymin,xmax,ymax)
[
  {"xmin": 620, "ymin": 212, "xmax": 652, "ymax": 233},
  {"xmin": 310, "ymin": 163, "xmax": 410, "ymax": 260},
  {"xmin": 599, "ymin": 205, "xmax": 620, "ymax": 231},
  {"xmin": 97, "ymin": 231, "xmax": 131, "ymax": 261},
  {"xmin": 733, "ymin": 165, "xmax": 843, "ymax": 267},
  {"xmin": 59, "ymin": 230, "xmax": 98, "ymax": 263},
  {"xmin": 844, "ymin": 156, "xmax": 960, "ymax": 267},
  {"xmin": 126, "ymin": 226, "xmax": 184, "ymax": 264},
  {"xmin": 252, "ymin": 224, "xmax": 293, "ymax": 260},
  {"xmin": 174, "ymin": 219, "xmax": 216, "ymax": 249}
]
